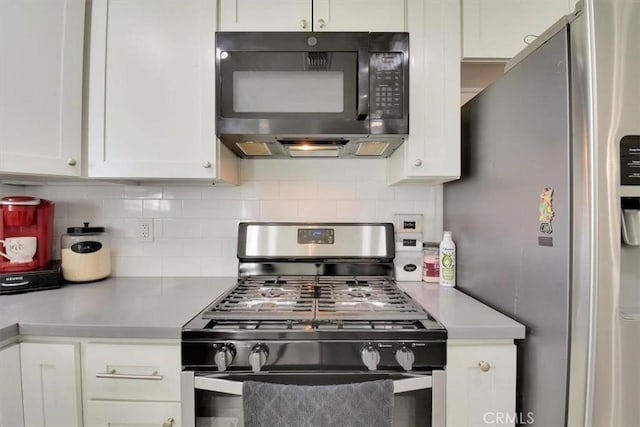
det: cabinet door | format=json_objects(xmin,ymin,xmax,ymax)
[
  {"xmin": 0, "ymin": 0, "xmax": 83, "ymax": 176},
  {"xmin": 85, "ymin": 401, "xmax": 181, "ymax": 427},
  {"xmin": 462, "ymin": 0, "xmax": 572, "ymax": 60},
  {"xmin": 447, "ymin": 342, "xmax": 517, "ymax": 427},
  {"xmin": 312, "ymin": 0, "xmax": 405, "ymax": 32},
  {"xmin": 88, "ymin": 0, "xmax": 225, "ymax": 179},
  {"xmin": 0, "ymin": 344, "xmax": 24, "ymax": 427},
  {"xmin": 219, "ymin": 0, "xmax": 312, "ymax": 31},
  {"xmin": 20, "ymin": 342, "xmax": 82, "ymax": 427},
  {"xmin": 387, "ymin": 0, "xmax": 460, "ymax": 184}
]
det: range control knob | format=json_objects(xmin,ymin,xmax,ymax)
[
  {"xmin": 361, "ymin": 344, "xmax": 381, "ymax": 371},
  {"xmin": 394, "ymin": 345, "xmax": 415, "ymax": 371},
  {"xmin": 249, "ymin": 344, "xmax": 269, "ymax": 373},
  {"xmin": 213, "ymin": 344, "xmax": 235, "ymax": 372}
]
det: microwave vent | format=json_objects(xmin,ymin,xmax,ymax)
[
  {"xmin": 355, "ymin": 142, "xmax": 390, "ymax": 156},
  {"xmin": 236, "ymin": 141, "xmax": 272, "ymax": 156},
  {"xmin": 307, "ymin": 52, "xmax": 329, "ymax": 70}
]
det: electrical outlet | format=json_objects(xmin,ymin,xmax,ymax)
[{"xmin": 137, "ymin": 219, "xmax": 153, "ymax": 242}]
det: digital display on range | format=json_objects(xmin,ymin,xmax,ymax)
[{"xmin": 298, "ymin": 228, "xmax": 335, "ymax": 244}]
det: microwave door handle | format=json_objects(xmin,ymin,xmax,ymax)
[
  {"xmin": 194, "ymin": 376, "xmax": 243, "ymax": 396},
  {"xmin": 357, "ymin": 48, "xmax": 369, "ymax": 120}
]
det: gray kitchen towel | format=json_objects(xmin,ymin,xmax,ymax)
[{"xmin": 242, "ymin": 379, "xmax": 394, "ymax": 427}]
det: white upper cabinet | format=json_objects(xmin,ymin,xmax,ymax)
[
  {"xmin": 220, "ymin": 0, "xmax": 313, "ymax": 31},
  {"xmin": 462, "ymin": 0, "xmax": 575, "ymax": 60},
  {"xmin": 88, "ymin": 0, "xmax": 239, "ymax": 182},
  {"xmin": 220, "ymin": 0, "xmax": 405, "ymax": 32},
  {"xmin": 387, "ymin": 0, "xmax": 460, "ymax": 184},
  {"xmin": 0, "ymin": 0, "xmax": 84, "ymax": 177}
]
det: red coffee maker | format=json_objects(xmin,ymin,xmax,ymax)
[{"xmin": 0, "ymin": 196, "xmax": 60, "ymax": 294}]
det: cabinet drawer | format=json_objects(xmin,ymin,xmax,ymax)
[
  {"xmin": 85, "ymin": 343, "xmax": 180, "ymax": 401},
  {"xmin": 85, "ymin": 400, "xmax": 181, "ymax": 427}
]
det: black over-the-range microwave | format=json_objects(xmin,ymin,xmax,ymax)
[{"xmin": 215, "ymin": 32, "xmax": 409, "ymax": 158}]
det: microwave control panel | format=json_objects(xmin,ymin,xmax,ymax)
[{"xmin": 370, "ymin": 52, "xmax": 404, "ymax": 119}]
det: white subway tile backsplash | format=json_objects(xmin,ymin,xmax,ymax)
[
  {"xmin": 82, "ymin": 185, "xmax": 124, "ymax": 200},
  {"xmin": 336, "ymin": 200, "xmax": 376, "ymax": 220},
  {"xmin": 260, "ymin": 200, "xmax": 299, "ymax": 220},
  {"xmin": 316, "ymin": 181, "xmax": 356, "ymax": 200},
  {"xmin": 162, "ymin": 218, "xmax": 202, "ymax": 239},
  {"xmin": 298, "ymin": 200, "xmax": 337, "ymax": 220},
  {"xmin": 162, "ymin": 186, "xmax": 203, "ymax": 200},
  {"xmin": 161, "ymin": 257, "xmax": 205, "ymax": 276},
  {"xmin": 202, "ymin": 185, "xmax": 242, "ymax": 200},
  {"xmin": 375, "ymin": 200, "xmax": 417, "ymax": 221},
  {"xmin": 124, "ymin": 185, "xmax": 163, "ymax": 200},
  {"xmin": 143, "ymin": 200, "xmax": 182, "ymax": 218},
  {"xmin": 200, "ymin": 219, "xmax": 240, "ymax": 238},
  {"xmin": 104, "ymin": 200, "xmax": 143, "ymax": 218},
  {"xmin": 201, "ymin": 257, "xmax": 239, "ymax": 276},
  {"xmin": 67, "ymin": 200, "xmax": 106, "ymax": 222},
  {"xmin": 394, "ymin": 184, "xmax": 432, "ymax": 201},
  {"xmin": 112, "ymin": 256, "xmax": 162, "ymax": 276},
  {"xmin": 24, "ymin": 179, "xmax": 443, "ymax": 277},
  {"xmin": 279, "ymin": 181, "xmax": 317, "ymax": 200},
  {"xmin": 356, "ymin": 180, "xmax": 395, "ymax": 200},
  {"xmin": 241, "ymin": 181, "xmax": 280, "ymax": 200}
]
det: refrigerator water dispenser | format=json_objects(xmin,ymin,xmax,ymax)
[{"xmin": 621, "ymin": 198, "xmax": 640, "ymax": 246}]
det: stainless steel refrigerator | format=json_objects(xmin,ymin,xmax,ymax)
[{"xmin": 444, "ymin": 1, "xmax": 640, "ymax": 425}]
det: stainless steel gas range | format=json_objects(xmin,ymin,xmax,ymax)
[{"xmin": 181, "ymin": 223, "xmax": 447, "ymax": 427}]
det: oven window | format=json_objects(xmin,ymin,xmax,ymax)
[
  {"xmin": 233, "ymin": 71, "xmax": 344, "ymax": 113},
  {"xmin": 194, "ymin": 374, "xmax": 432, "ymax": 427}
]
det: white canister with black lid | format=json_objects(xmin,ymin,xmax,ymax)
[{"xmin": 61, "ymin": 222, "xmax": 111, "ymax": 282}]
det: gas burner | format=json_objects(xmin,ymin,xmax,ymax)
[
  {"xmin": 260, "ymin": 287, "xmax": 285, "ymax": 298},
  {"xmin": 346, "ymin": 287, "xmax": 373, "ymax": 299}
]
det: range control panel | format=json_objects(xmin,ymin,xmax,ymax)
[
  {"xmin": 298, "ymin": 228, "xmax": 335, "ymax": 244},
  {"xmin": 370, "ymin": 52, "xmax": 404, "ymax": 119}
]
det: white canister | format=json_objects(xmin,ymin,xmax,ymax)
[{"xmin": 61, "ymin": 222, "xmax": 111, "ymax": 282}]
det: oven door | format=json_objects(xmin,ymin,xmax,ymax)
[{"xmin": 181, "ymin": 371, "xmax": 445, "ymax": 427}]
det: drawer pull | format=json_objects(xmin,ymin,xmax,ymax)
[{"xmin": 96, "ymin": 369, "xmax": 163, "ymax": 381}]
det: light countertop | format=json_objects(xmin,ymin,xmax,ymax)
[
  {"xmin": 0, "ymin": 277, "xmax": 235, "ymax": 341},
  {"xmin": 0, "ymin": 277, "xmax": 525, "ymax": 341}
]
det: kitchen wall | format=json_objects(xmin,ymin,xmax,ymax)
[{"xmin": 1, "ymin": 160, "xmax": 442, "ymax": 277}]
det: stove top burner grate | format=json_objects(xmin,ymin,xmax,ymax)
[{"xmin": 201, "ymin": 275, "xmax": 429, "ymax": 321}]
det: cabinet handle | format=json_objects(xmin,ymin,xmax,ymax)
[
  {"xmin": 67, "ymin": 158, "xmax": 77, "ymax": 166},
  {"xmin": 96, "ymin": 369, "xmax": 163, "ymax": 380},
  {"xmin": 523, "ymin": 34, "xmax": 538, "ymax": 45},
  {"xmin": 414, "ymin": 159, "xmax": 423, "ymax": 167},
  {"xmin": 162, "ymin": 418, "xmax": 174, "ymax": 427},
  {"xmin": 300, "ymin": 19, "xmax": 308, "ymax": 29},
  {"xmin": 316, "ymin": 18, "xmax": 326, "ymax": 29},
  {"xmin": 478, "ymin": 360, "xmax": 491, "ymax": 372},
  {"xmin": 202, "ymin": 160, "xmax": 212, "ymax": 168}
]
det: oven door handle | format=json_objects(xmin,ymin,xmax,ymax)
[{"xmin": 193, "ymin": 374, "xmax": 433, "ymax": 396}]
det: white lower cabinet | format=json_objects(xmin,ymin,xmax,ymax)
[
  {"xmin": 446, "ymin": 340, "xmax": 517, "ymax": 427},
  {"xmin": 20, "ymin": 342, "xmax": 82, "ymax": 427},
  {"xmin": 83, "ymin": 341, "xmax": 181, "ymax": 427},
  {"xmin": 0, "ymin": 344, "xmax": 25, "ymax": 427},
  {"xmin": 85, "ymin": 401, "xmax": 181, "ymax": 427}
]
